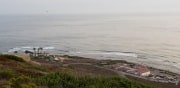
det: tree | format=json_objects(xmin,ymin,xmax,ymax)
[
  {"xmin": 39, "ymin": 47, "xmax": 43, "ymax": 55},
  {"xmin": 33, "ymin": 48, "xmax": 36, "ymax": 56}
]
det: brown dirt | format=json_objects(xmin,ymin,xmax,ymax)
[
  {"xmin": 67, "ymin": 64, "xmax": 118, "ymax": 77},
  {"xmin": 32, "ymin": 58, "xmax": 118, "ymax": 77}
]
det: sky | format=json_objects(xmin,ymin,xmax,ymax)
[{"xmin": 0, "ymin": 0, "xmax": 180, "ymax": 15}]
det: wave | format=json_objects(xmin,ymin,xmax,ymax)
[
  {"xmin": 43, "ymin": 47, "xmax": 55, "ymax": 50},
  {"xmin": 72, "ymin": 51, "xmax": 138, "ymax": 58},
  {"xmin": 8, "ymin": 46, "xmax": 137, "ymax": 58},
  {"xmin": 8, "ymin": 48, "xmax": 21, "ymax": 52},
  {"xmin": 8, "ymin": 46, "xmax": 55, "ymax": 52},
  {"xmin": 173, "ymin": 63, "xmax": 180, "ymax": 69},
  {"xmin": 93, "ymin": 50, "xmax": 138, "ymax": 57},
  {"xmin": 92, "ymin": 52, "xmax": 137, "ymax": 57},
  {"xmin": 21, "ymin": 46, "xmax": 33, "ymax": 49}
]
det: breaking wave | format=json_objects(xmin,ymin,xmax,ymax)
[
  {"xmin": 8, "ymin": 46, "xmax": 55, "ymax": 53},
  {"xmin": 72, "ymin": 51, "xmax": 138, "ymax": 58}
]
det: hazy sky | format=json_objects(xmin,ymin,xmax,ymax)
[{"xmin": 0, "ymin": 0, "xmax": 180, "ymax": 14}]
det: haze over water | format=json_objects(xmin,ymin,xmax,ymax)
[{"xmin": 0, "ymin": 14, "xmax": 180, "ymax": 73}]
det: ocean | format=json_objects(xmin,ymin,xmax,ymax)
[{"xmin": 0, "ymin": 14, "xmax": 180, "ymax": 73}]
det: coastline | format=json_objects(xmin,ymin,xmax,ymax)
[
  {"xmin": 62, "ymin": 54, "xmax": 180, "ymax": 75},
  {"xmin": 52, "ymin": 54, "xmax": 180, "ymax": 87},
  {"xmin": 59, "ymin": 55, "xmax": 180, "ymax": 86},
  {"xmin": 2, "ymin": 53, "xmax": 180, "ymax": 88},
  {"xmin": 6, "ymin": 46, "xmax": 180, "ymax": 74},
  {"xmin": 61, "ymin": 55, "xmax": 180, "ymax": 75}
]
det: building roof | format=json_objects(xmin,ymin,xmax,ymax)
[{"xmin": 135, "ymin": 67, "xmax": 150, "ymax": 74}]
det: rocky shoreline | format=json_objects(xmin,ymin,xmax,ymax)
[{"xmin": 34, "ymin": 54, "xmax": 180, "ymax": 86}]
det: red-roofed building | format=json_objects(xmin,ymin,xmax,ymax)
[{"xmin": 134, "ymin": 67, "xmax": 150, "ymax": 76}]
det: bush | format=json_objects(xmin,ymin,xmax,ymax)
[
  {"xmin": 35, "ymin": 73, "xmax": 155, "ymax": 88},
  {"xmin": 0, "ymin": 69, "xmax": 15, "ymax": 80},
  {"xmin": 0, "ymin": 55, "xmax": 24, "ymax": 62},
  {"xmin": 26, "ymin": 65, "xmax": 49, "ymax": 72},
  {"xmin": 7, "ymin": 76, "xmax": 37, "ymax": 88}
]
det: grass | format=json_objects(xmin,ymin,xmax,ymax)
[
  {"xmin": 7, "ymin": 76, "xmax": 38, "ymax": 88},
  {"xmin": 0, "ymin": 69, "xmax": 15, "ymax": 80},
  {"xmin": 0, "ymin": 54, "xmax": 171, "ymax": 88},
  {"xmin": 1, "ymin": 71, "xmax": 156, "ymax": 88},
  {"xmin": 34, "ymin": 72, "xmax": 156, "ymax": 88},
  {"xmin": 25, "ymin": 65, "xmax": 49, "ymax": 72},
  {"xmin": 0, "ymin": 55, "xmax": 24, "ymax": 62}
]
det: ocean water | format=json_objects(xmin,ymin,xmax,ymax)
[{"xmin": 0, "ymin": 14, "xmax": 180, "ymax": 73}]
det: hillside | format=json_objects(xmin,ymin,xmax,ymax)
[{"xmin": 0, "ymin": 55, "xmax": 155, "ymax": 88}]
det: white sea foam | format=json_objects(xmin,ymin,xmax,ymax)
[
  {"xmin": 43, "ymin": 47, "xmax": 55, "ymax": 50},
  {"xmin": 7, "ymin": 46, "xmax": 55, "ymax": 52},
  {"xmin": 8, "ymin": 48, "xmax": 21, "ymax": 52},
  {"xmin": 21, "ymin": 46, "xmax": 33, "ymax": 49},
  {"xmin": 102, "ymin": 52, "xmax": 138, "ymax": 57},
  {"xmin": 173, "ymin": 63, "xmax": 180, "ymax": 69},
  {"xmin": 73, "ymin": 52, "xmax": 138, "ymax": 58}
]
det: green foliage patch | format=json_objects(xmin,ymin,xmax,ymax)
[
  {"xmin": 25, "ymin": 65, "xmax": 49, "ymax": 72},
  {"xmin": 0, "ymin": 69, "xmax": 15, "ymax": 80},
  {"xmin": 35, "ymin": 73, "xmax": 155, "ymax": 88},
  {"xmin": 7, "ymin": 76, "xmax": 38, "ymax": 88},
  {"xmin": 0, "ymin": 55, "xmax": 24, "ymax": 62}
]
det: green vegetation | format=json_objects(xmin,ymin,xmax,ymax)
[
  {"xmin": 7, "ymin": 76, "xmax": 37, "ymax": 88},
  {"xmin": 2, "ymin": 72, "xmax": 155, "ymax": 88},
  {"xmin": 0, "ymin": 69, "xmax": 15, "ymax": 80},
  {"xmin": 34, "ymin": 73, "xmax": 155, "ymax": 88},
  {"xmin": 24, "ymin": 65, "xmax": 49, "ymax": 72},
  {"xmin": 0, "ymin": 54, "xmax": 156, "ymax": 88},
  {"xmin": 0, "ymin": 55, "xmax": 24, "ymax": 62}
]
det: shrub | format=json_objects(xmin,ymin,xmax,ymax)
[
  {"xmin": 26, "ymin": 65, "xmax": 49, "ymax": 72},
  {"xmin": 0, "ymin": 69, "xmax": 15, "ymax": 80},
  {"xmin": 35, "ymin": 73, "xmax": 155, "ymax": 88},
  {"xmin": 7, "ymin": 76, "xmax": 37, "ymax": 88},
  {"xmin": 0, "ymin": 55, "xmax": 24, "ymax": 62}
]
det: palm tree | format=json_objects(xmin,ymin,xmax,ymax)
[
  {"xmin": 39, "ymin": 47, "xmax": 43, "ymax": 55},
  {"xmin": 37, "ymin": 48, "xmax": 40, "ymax": 56},
  {"xmin": 33, "ymin": 48, "xmax": 36, "ymax": 56},
  {"xmin": 41, "ymin": 47, "xmax": 43, "ymax": 54}
]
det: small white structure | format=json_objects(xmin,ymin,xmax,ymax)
[{"xmin": 54, "ymin": 57, "xmax": 59, "ymax": 61}]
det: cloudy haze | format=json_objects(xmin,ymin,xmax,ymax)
[{"xmin": 0, "ymin": 0, "xmax": 180, "ymax": 14}]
